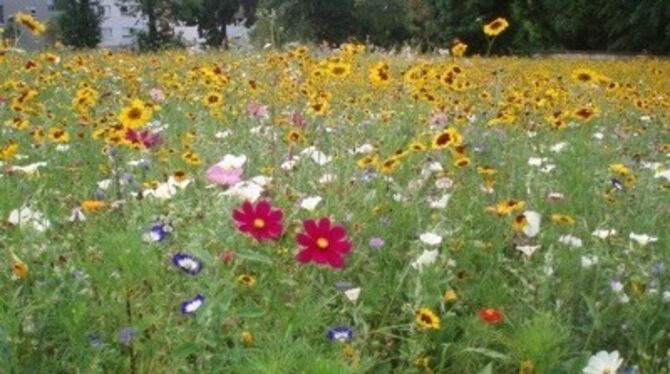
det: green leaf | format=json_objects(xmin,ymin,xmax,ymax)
[
  {"xmin": 235, "ymin": 249, "xmax": 274, "ymax": 265},
  {"xmin": 478, "ymin": 362, "xmax": 494, "ymax": 374},
  {"xmin": 463, "ymin": 347, "xmax": 510, "ymax": 361}
]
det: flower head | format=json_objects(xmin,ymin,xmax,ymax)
[
  {"xmin": 172, "ymin": 253, "xmax": 203, "ymax": 275},
  {"xmin": 583, "ymin": 350, "xmax": 623, "ymax": 374},
  {"xmin": 142, "ymin": 221, "xmax": 173, "ymax": 243},
  {"xmin": 232, "ymin": 200, "xmax": 284, "ymax": 241},
  {"xmin": 479, "ymin": 308, "xmax": 503, "ymax": 324},
  {"xmin": 295, "ymin": 218, "xmax": 352, "ymax": 269},
  {"xmin": 327, "ymin": 326, "xmax": 354, "ymax": 342},
  {"xmin": 483, "ymin": 17, "xmax": 509, "ymax": 37},
  {"xmin": 181, "ymin": 294, "xmax": 205, "ymax": 315},
  {"xmin": 415, "ymin": 307, "xmax": 441, "ymax": 330}
]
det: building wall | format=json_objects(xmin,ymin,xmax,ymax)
[
  {"xmin": 3, "ymin": 0, "xmax": 57, "ymax": 48},
  {"xmin": 3, "ymin": 0, "xmax": 248, "ymax": 49}
]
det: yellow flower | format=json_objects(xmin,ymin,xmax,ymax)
[
  {"xmin": 12, "ymin": 256, "xmax": 28, "ymax": 280},
  {"xmin": 444, "ymin": 289, "xmax": 458, "ymax": 302},
  {"xmin": 551, "ymin": 214, "xmax": 575, "ymax": 225},
  {"xmin": 241, "ymin": 331, "xmax": 254, "ymax": 346},
  {"xmin": 451, "ymin": 40, "xmax": 468, "ymax": 57},
  {"xmin": 369, "ymin": 62, "xmax": 391, "ymax": 86},
  {"xmin": 0, "ymin": 142, "xmax": 19, "ymax": 161},
  {"xmin": 203, "ymin": 92, "xmax": 223, "ymax": 108},
  {"xmin": 118, "ymin": 99, "xmax": 152, "ymax": 129},
  {"xmin": 181, "ymin": 151, "xmax": 202, "ymax": 166},
  {"xmin": 431, "ymin": 127, "xmax": 463, "ymax": 150},
  {"xmin": 238, "ymin": 274, "xmax": 256, "ymax": 287},
  {"xmin": 486, "ymin": 199, "xmax": 526, "ymax": 216},
  {"xmin": 483, "ymin": 17, "xmax": 509, "ymax": 37},
  {"xmin": 327, "ymin": 62, "xmax": 351, "ymax": 79},
  {"xmin": 415, "ymin": 307, "xmax": 441, "ymax": 330},
  {"xmin": 519, "ymin": 360, "xmax": 534, "ymax": 374},
  {"xmin": 48, "ymin": 127, "xmax": 71, "ymax": 143},
  {"xmin": 81, "ymin": 200, "xmax": 107, "ymax": 213},
  {"xmin": 609, "ymin": 163, "xmax": 631, "ymax": 176},
  {"xmin": 15, "ymin": 12, "xmax": 46, "ymax": 36}
]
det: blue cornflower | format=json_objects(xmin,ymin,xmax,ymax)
[
  {"xmin": 142, "ymin": 221, "xmax": 173, "ymax": 243},
  {"xmin": 117, "ymin": 327, "xmax": 136, "ymax": 345}
]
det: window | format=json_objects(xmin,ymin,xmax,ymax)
[
  {"xmin": 122, "ymin": 27, "xmax": 135, "ymax": 38},
  {"xmin": 101, "ymin": 27, "xmax": 112, "ymax": 40},
  {"xmin": 98, "ymin": 5, "xmax": 111, "ymax": 16},
  {"xmin": 0, "ymin": 5, "xmax": 4, "ymax": 24},
  {"xmin": 47, "ymin": 0, "xmax": 56, "ymax": 12},
  {"xmin": 26, "ymin": 6, "xmax": 37, "ymax": 15},
  {"xmin": 119, "ymin": 5, "xmax": 130, "ymax": 15}
]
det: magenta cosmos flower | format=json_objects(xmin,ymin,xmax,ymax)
[
  {"xmin": 232, "ymin": 200, "xmax": 284, "ymax": 241},
  {"xmin": 295, "ymin": 218, "xmax": 352, "ymax": 269}
]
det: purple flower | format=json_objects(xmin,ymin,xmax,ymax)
[
  {"xmin": 172, "ymin": 253, "xmax": 203, "ymax": 275},
  {"xmin": 142, "ymin": 222, "xmax": 173, "ymax": 243},
  {"xmin": 327, "ymin": 326, "xmax": 353, "ymax": 342},
  {"xmin": 117, "ymin": 327, "xmax": 136, "ymax": 345},
  {"xmin": 369, "ymin": 237, "xmax": 384, "ymax": 249},
  {"xmin": 88, "ymin": 333, "xmax": 102, "ymax": 347},
  {"xmin": 181, "ymin": 294, "xmax": 205, "ymax": 315}
]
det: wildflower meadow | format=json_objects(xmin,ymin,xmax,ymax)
[{"xmin": 1, "ymin": 16, "xmax": 670, "ymax": 374}]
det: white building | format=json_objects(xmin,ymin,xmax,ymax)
[{"xmin": 2, "ymin": 0, "xmax": 249, "ymax": 49}]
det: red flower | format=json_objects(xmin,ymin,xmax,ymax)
[
  {"xmin": 295, "ymin": 218, "xmax": 352, "ymax": 269},
  {"xmin": 479, "ymin": 308, "xmax": 503, "ymax": 324},
  {"xmin": 232, "ymin": 200, "xmax": 284, "ymax": 241},
  {"xmin": 125, "ymin": 128, "xmax": 162, "ymax": 149}
]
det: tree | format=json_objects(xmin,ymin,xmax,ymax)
[
  {"xmin": 117, "ymin": 0, "xmax": 181, "ymax": 50},
  {"xmin": 57, "ymin": 0, "xmax": 102, "ymax": 48},
  {"xmin": 177, "ymin": 0, "xmax": 257, "ymax": 48}
]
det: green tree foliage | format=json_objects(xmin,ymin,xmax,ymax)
[
  {"xmin": 255, "ymin": 0, "xmax": 670, "ymax": 54},
  {"xmin": 176, "ymin": 0, "xmax": 257, "ymax": 48},
  {"xmin": 117, "ymin": 0, "xmax": 182, "ymax": 50},
  {"xmin": 56, "ymin": 0, "xmax": 102, "ymax": 48}
]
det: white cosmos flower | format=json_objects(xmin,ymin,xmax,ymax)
[
  {"xmin": 411, "ymin": 249, "xmax": 439, "ymax": 270},
  {"xmin": 528, "ymin": 157, "xmax": 548, "ymax": 166},
  {"xmin": 582, "ymin": 350, "xmax": 623, "ymax": 374},
  {"xmin": 215, "ymin": 154, "xmax": 247, "ymax": 169},
  {"xmin": 8, "ymin": 206, "xmax": 51, "ymax": 232},
  {"xmin": 593, "ymin": 132, "xmax": 604, "ymax": 140},
  {"xmin": 143, "ymin": 181, "xmax": 178, "ymax": 200},
  {"xmin": 351, "ymin": 143, "xmax": 375, "ymax": 154},
  {"xmin": 419, "ymin": 232, "xmax": 442, "ymax": 246},
  {"xmin": 300, "ymin": 146, "xmax": 331, "ymax": 165},
  {"xmin": 427, "ymin": 162, "xmax": 444, "ymax": 173},
  {"xmin": 221, "ymin": 180, "xmax": 264, "ymax": 202},
  {"xmin": 9, "ymin": 161, "xmax": 47, "ymax": 174},
  {"xmin": 428, "ymin": 194, "xmax": 451, "ymax": 209},
  {"xmin": 629, "ymin": 232, "xmax": 658, "ymax": 246},
  {"xmin": 592, "ymin": 229, "xmax": 617, "ymax": 240},
  {"xmin": 516, "ymin": 245, "xmax": 540, "ymax": 258},
  {"xmin": 581, "ymin": 255, "xmax": 599, "ymax": 268},
  {"xmin": 559, "ymin": 235, "xmax": 583, "ymax": 248},
  {"xmin": 550, "ymin": 142, "xmax": 568, "ymax": 153},
  {"xmin": 214, "ymin": 130, "xmax": 232, "ymax": 139},
  {"xmin": 319, "ymin": 174, "xmax": 335, "ymax": 184},
  {"xmin": 167, "ymin": 176, "xmax": 192, "ymax": 190},
  {"xmin": 55, "ymin": 145, "xmax": 70, "ymax": 152},
  {"xmin": 97, "ymin": 179, "xmax": 113, "ymax": 190},
  {"xmin": 521, "ymin": 210, "xmax": 541, "ymax": 238},
  {"xmin": 300, "ymin": 196, "xmax": 322, "ymax": 211},
  {"xmin": 344, "ymin": 287, "xmax": 361, "ymax": 302},
  {"xmin": 281, "ymin": 158, "xmax": 298, "ymax": 171},
  {"xmin": 654, "ymin": 167, "xmax": 670, "ymax": 182}
]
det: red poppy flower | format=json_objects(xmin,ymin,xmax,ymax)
[
  {"xmin": 295, "ymin": 218, "xmax": 352, "ymax": 269},
  {"xmin": 232, "ymin": 200, "xmax": 284, "ymax": 241},
  {"xmin": 479, "ymin": 308, "xmax": 503, "ymax": 324}
]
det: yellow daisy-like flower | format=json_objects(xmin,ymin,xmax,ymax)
[
  {"xmin": 238, "ymin": 274, "xmax": 257, "ymax": 287},
  {"xmin": 609, "ymin": 163, "xmax": 631, "ymax": 176},
  {"xmin": 1, "ymin": 141, "xmax": 19, "ymax": 161},
  {"xmin": 12, "ymin": 256, "xmax": 29, "ymax": 280},
  {"xmin": 551, "ymin": 214, "xmax": 575, "ymax": 225},
  {"xmin": 15, "ymin": 12, "xmax": 46, "ymax": 36},
  {"xmin": 48, "ymin": 127, "xmax": 71, "ymax": 143},
  {"xmin": 431, "ymin": 127, "xmax": 463, "ymax": 150},
  {"xmin": 203, "ymin": 92, "xmax": 223, "ymax": 108},
  {"xmin": 327, "ymin": 62, "xmax": 352, "ymax": 79},
  {"xmin": 118, "ymin": 99, "xmax": 152, "ymax": 129},
  {"xmin": 486, "ymin": 199, "xmax": 526, "ymax": 216},
  {"xmin": 415, "ymin": 307, "xmax": 441, "ymax": 330},
  {"xmin": 81, "ymin": 200, "xmax": 107, "ymax": 213},
  {"xmin": 483, "ymin": 17, "xmax": 509, "ymax": 37},
  {"xmin": 451, "ymin": 40, "xmax": 468, "ymax": 57},
  {"xmin": 240, "ymin": 331, "xmax": 254, "ymax": 346},
  {"xmin": 444, "ymin": 289, "xmax": 458, "ymax": 302}
]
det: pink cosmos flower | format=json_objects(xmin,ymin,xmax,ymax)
[
  {"xmin": 150, "ymin": 88, "xmax": 166, "ymax": 103},
  {"xmin": 247, "ymin": 102, "xmax": 269, "ymax": 119},
  {"xmin": 205, "ymin": 155, "xmax": 246, "ymax": 186}
]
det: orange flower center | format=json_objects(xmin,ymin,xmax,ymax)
[
  {"xmin": 253, "ymin": 218, "xmax": 265, "ymax": 229},
  {"xmin": 316, "ymin": 238, "xmax": 329, "ymax": 249}
]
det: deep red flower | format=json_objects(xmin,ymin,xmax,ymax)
[
  {"xmin": 295, "ymin": 218, "xmax": 352, "ymax": 269},
  {"xmin": 232, "ymin": 200, "xmax": 284, "ymax": 241},
  {"xmin": 479, "ymin": 308, "xmax": 503, "ymax": 324}
]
